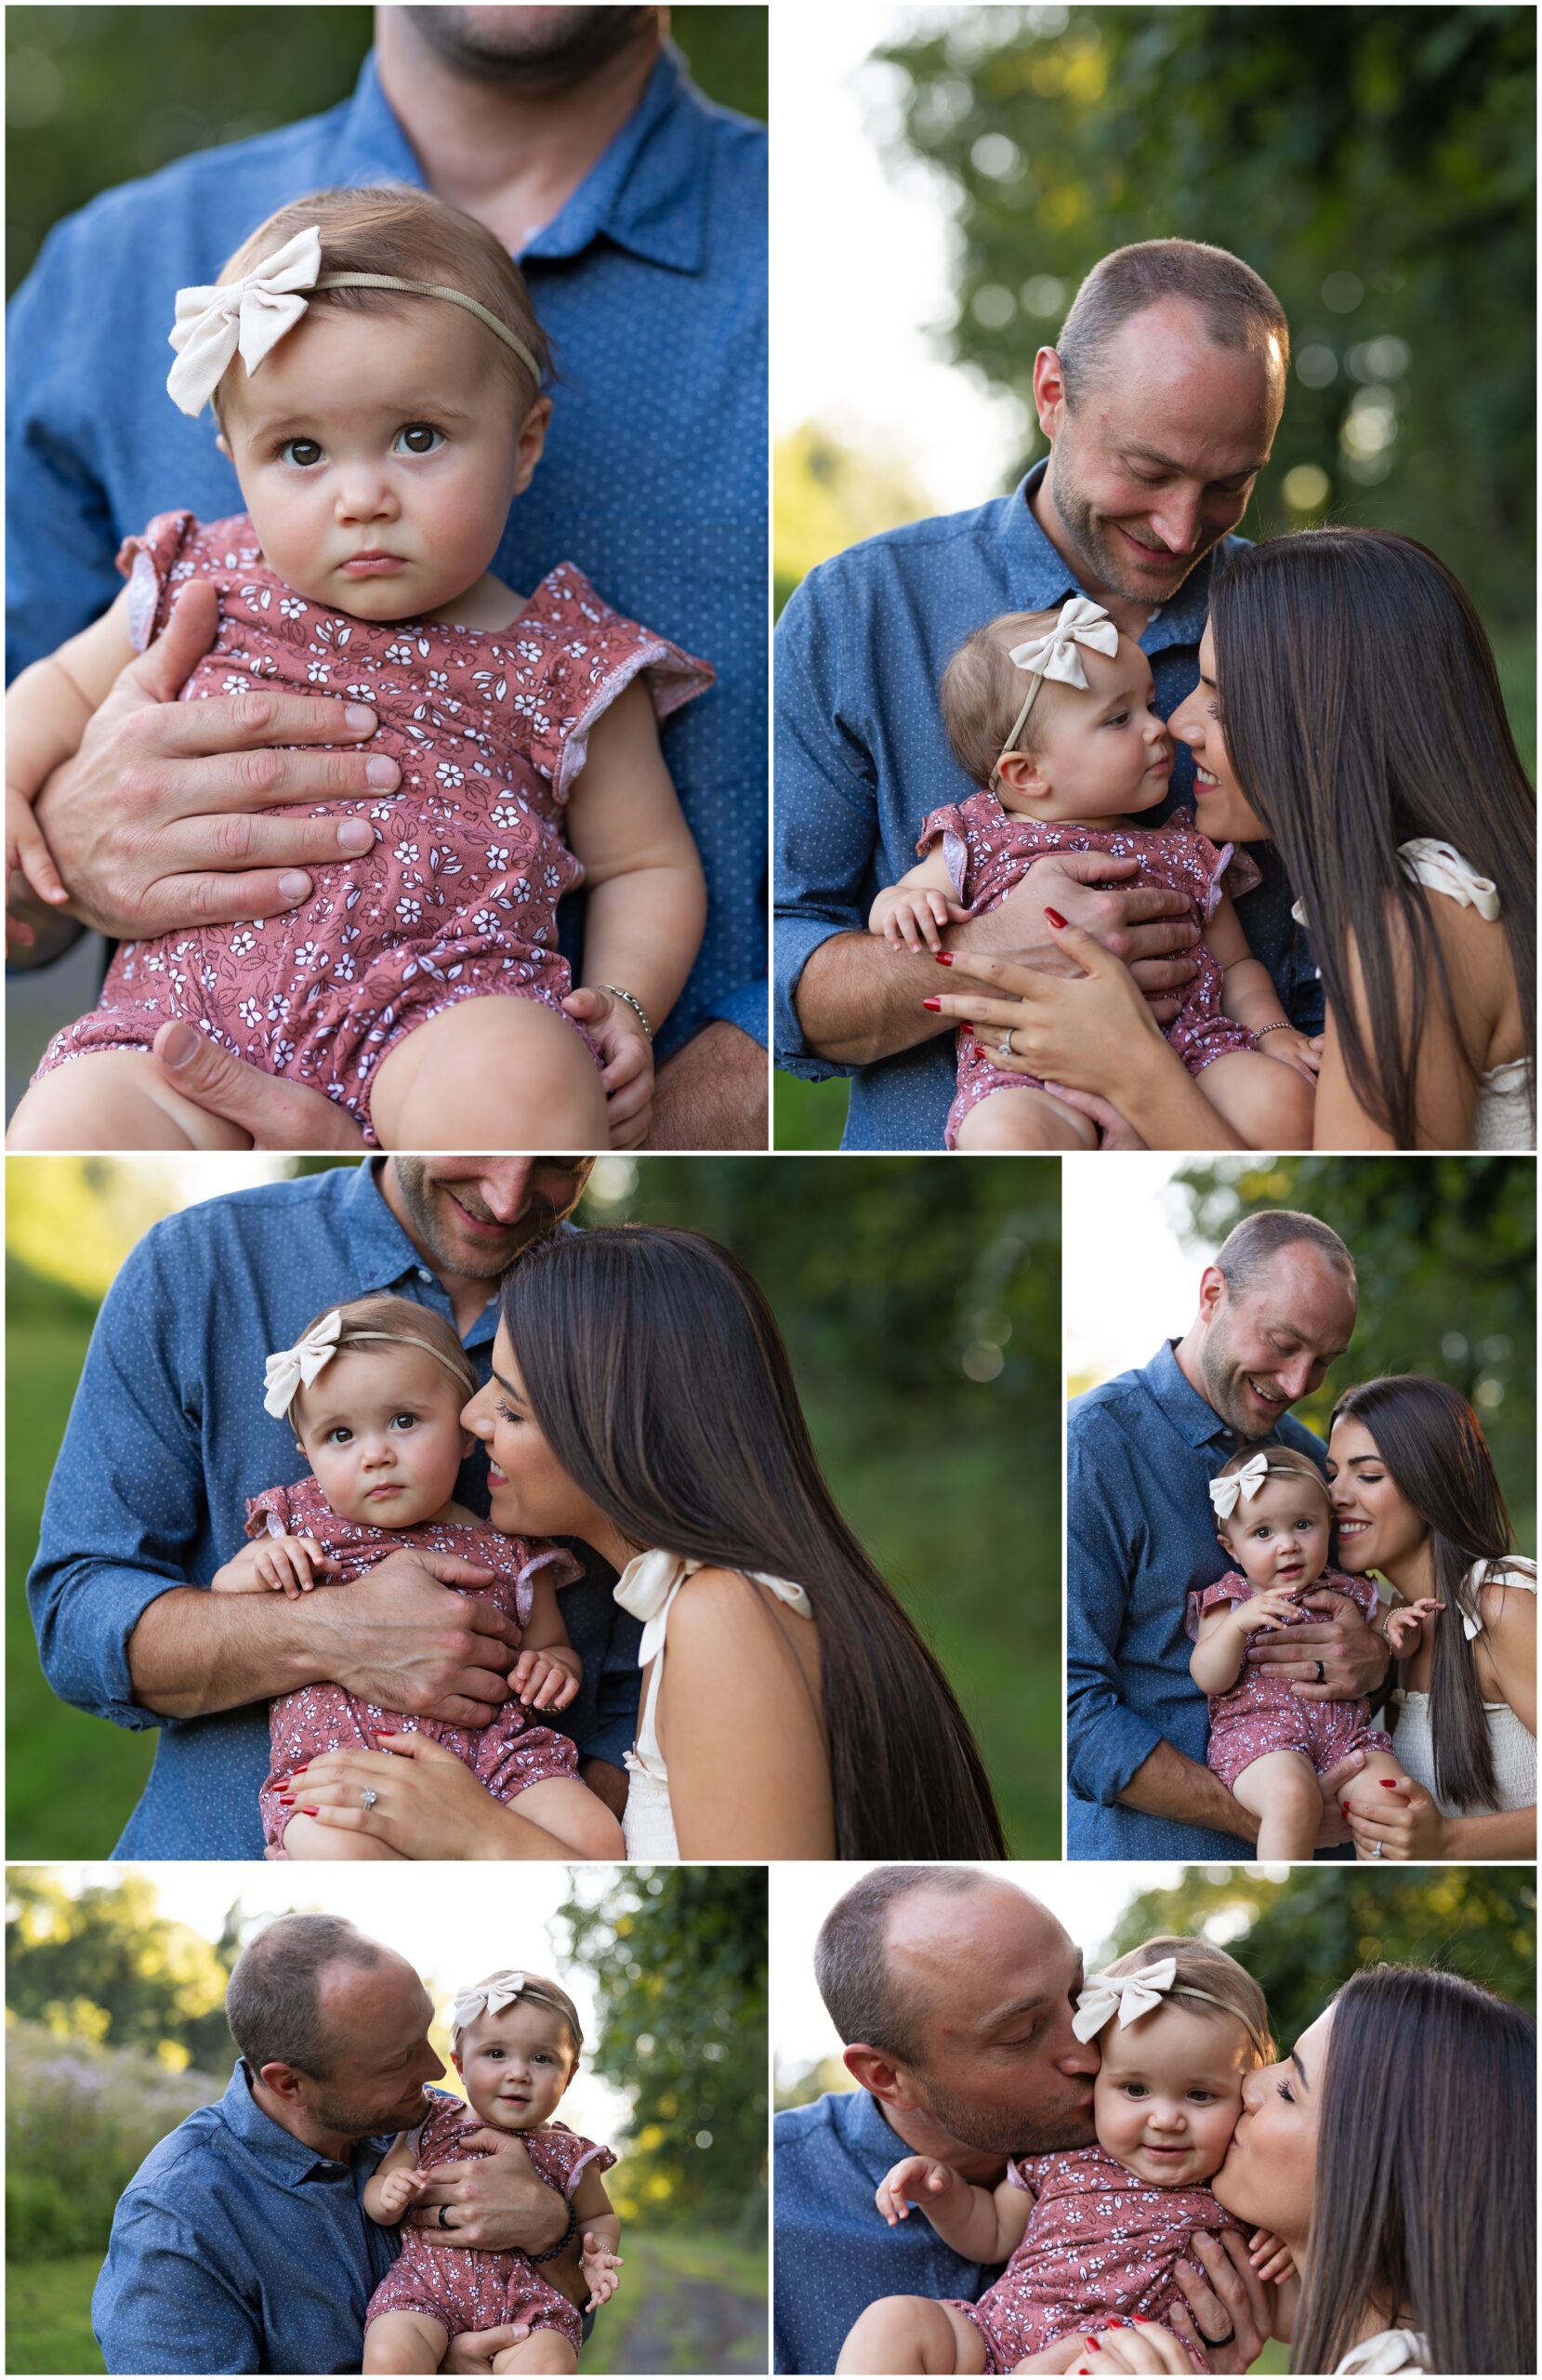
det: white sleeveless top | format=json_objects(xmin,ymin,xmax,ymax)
[
  {"xmin": 1293, "ymin": 839, "xmax": 1533, "ymax": 1147},
  {"xmin": 1335, "ymin": 2330, "xmax": 1429, "ymax": 2373},
  {"xmin": 612, "ymin": 1550, "xmax": 814, "ymax": 1859},
  {"xmin": 1389, "ymin": 1557, "xmax": 1536, "ymax": 1816}
]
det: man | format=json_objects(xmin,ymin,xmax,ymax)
[
  {"xmin": 773, "ymin": 1867, "xmax": 1274, "ymax": 2375},
  {"xmin": 28, "ymin": 1155, "xmax": 642, "ymax": 1858},
  {"xmin": 1068, "ymin": 1208, "xmax": 1388, "ymax": 1858},
  {"xmin": 774, "ymin": 238, "xmax": 1323, "ymax": 1149},
  {"xmin": 95, "ymin": 1914, "xmax": 583, "ymax": 2373},
  {"xmin": 7, "ymin": 5, "xmax": 767, "ymax": 1146}
]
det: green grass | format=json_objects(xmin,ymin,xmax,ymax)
[
  {"xmin": 580, "ymin": 2228, "xmax": 767, "ymax": 2376},
  {"xmin": 774, "ymin": 1070, "xmax": 849, "ymax": 1149},
  {"xmin": 6, "ymin": 2253, "xmax": 104, "ymax": 2376}
]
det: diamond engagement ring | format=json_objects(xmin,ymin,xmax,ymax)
[
  {"xmin": 361, "ymin": 1787, "xmax": 379, "ymax": 1812},
  {"xmin": 997, "ymin": 1026, "xmax": 1015, "ymax": 1059},
  {"xmin": 1369, "ymin": 1840, "xmax": 1383, "ymax": 1858}
]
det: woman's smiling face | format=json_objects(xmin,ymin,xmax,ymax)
[
  {"xmin": 1327, "ymin": 1414, "xmax": 1430, "ymax": 1579},
  {"xmin": 462, "ymin": 1320, "xmax": 612, "ymax": 1546},
  {"xmin": 1210, "ymin": 2003, "xmax": 1332, "ymax": 2254},
  {"xmin": 1168, "ymin": 622, "xmax": 1269, "ymax": 842}
]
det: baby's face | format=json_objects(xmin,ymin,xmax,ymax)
[
  {"xmin": 1094, "ymin": 2001, "xmax": 1253, "ymax": 2188},
  {"xmin": 455, "ymin": 1999, "xmax": 575, "ymax": 2130},
  {"xmin": 1221, "ymin": 1474, "xmax": 1331, "ymax": 1593},
  {"xmin": 296, "ymin": 1342, "xmax": 468, "ymax": 1528},
  {"xmin": 219, "ymin": 300, "xmax": 537, "ymax": 622},
  {"xmin": 1000, "ymin": 636, "xmax": 1172, "ymax": 825}
]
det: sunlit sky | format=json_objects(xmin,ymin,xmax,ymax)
[
  {"xmin": 46, "ymin": 1863, "xmax": 632, "ymax": 2141},
  {"xmin": 1062, "ymin": 1154, "xmax": 1235, "ymax": 1387},
  {"xmin": 771, "ymin": 3, "xmax": 1029, "ymax": 510}
]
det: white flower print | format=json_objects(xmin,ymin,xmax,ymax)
[
  {"xmin": 397, "ymin": 897, "xmax": 422, "ymax": 925},
  {"xmin": 271, "ymin": 1038, "xmax": 296, "ymax": 1070},
  {"xmin": 239, "ymin": 998, "xmax": 262, "ymax": 1030},
  {"xmin": 484, "ymin": 844, "xmax": 511, "ymax": 872},
  {"xmin": 333, "ymin": 954, "xmax": 356, "ymax": 982},
  {"xmin": 387, "ymin": 640, "xmax": 415, "ymax": 665},
  {"xmin": 518, "ymin": 640, "xmax": 544, "ymax": 663},
  {"xmin": 145, "ymin": 952, "xmax": 165, "ymax": 972},
  {"xmin": 267, "ymin": 993, "xmax": 291, "ymax": 1023},
  {"xmin": 396, "ymin": 842, "xmax": 419, "ymax": 867},
  {"xmin": 280, "ymin": 597, "xmax": 309, "ymax": 619},
  {"xmin": 428, "ymin": 668, "xmax": 448, "ymax": 693},
  {"xmin": 295, "ymin": 940, "xmax": 323, "ymax": 970},
  {"xmin": 308, "ymin": 661, "xmax": 331, "ymax": 685},
  {"xmin": 435, "ymin": 761, "xmax": 464, "ymax": 787},
  {"xmin": 472, "ymin": 908, "xmax": 501, "ymax": 934},
  {"xmin": 221, "ymin": 674, "xmax": 249, "ymax": 694}
]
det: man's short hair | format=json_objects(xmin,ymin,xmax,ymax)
[
  {"xmin": 226, "ymin": 1914, "xmax": 388, "ymax": 2080},
  {"xmin": 1058, "ymin": 239, "xmax": 1289, "ymax": 407},
  {"xmin": 813, "ymin": 1865, "xmax": 987, "ymax": 2064},
  {"xmin": 1213, "ymin": 1209, "xmax": 1356, "ymax": 1298}
]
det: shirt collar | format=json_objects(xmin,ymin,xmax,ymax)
[
  {"xmin": 222, "ymin": 2061, "xmax": 392, "ymax": 2187},
  {"xmin": 1143, "ymin": 1338, "xmax": 1236, "ymax": 1451},
  {"xmin": 1007, "ymin": 461, "xmax": 1242, "ymax": 659},
  {"xmin": 331, "ymin": 44, "xmax": 708, "ymax": 275}
]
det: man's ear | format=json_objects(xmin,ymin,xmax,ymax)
[
  {"xmin": 1196, "ymin": 1263, "xmax": 1228, "ymax": 1328},
  {"xmin": 1033, "ymin": 344, "xmax": 1069, "ymax": 443},
  {"xmin": 256, "ymin": 2057, "xmax": 308, "ymax": 2108},
  {"xmin": 842, "ymin": 2042, "xmax": 923, "ymax": 2113},
  {"xmin": 995, "ymin": 751, "xmax": 1051, "ymax": 802}
]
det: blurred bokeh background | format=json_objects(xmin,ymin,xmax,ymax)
[
  {"xmin": 772, "ymin": 2, "xmax": 1536, "ymax": 1147},
  {"xmin": 7, "ymin": 1861, "xmax": 767, "ymax": 2376},
  {"xmin": 7, "ymin": 1153, "xmax": 1061, "ymax": 1858},
  {"xmin": 1061, "ymin": 1150, "xmax": 1535, "ymax": 1551}
]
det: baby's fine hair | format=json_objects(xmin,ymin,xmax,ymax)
[
  {"xmin": 1103, "ymin": 1935, "xmax": 1274, "ymax": 2064},
  {"xmin": 452, "ymin": 1969, "xmax": 584, "ymax": 2065},
  {"xmin": 940, "ymin": 609, "xmax": 1095, "ymax": 787},
  {"xmin": 1212, "ymin": 1442, "xmax": 1333, "ymax": 1540},
  {"xmin": 212, "ymin": 184, "xmax": 551, "ymax": 426},
  {"xmin": 284, "ymin": 1292, "xmax": 477, "ymax": 1431}
]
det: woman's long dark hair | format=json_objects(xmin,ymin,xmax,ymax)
[
  {"xmin": 498, "ymin": 1225, "xmax": 1007, "ymax": 1858},
  {"xmin": 1210, "ymin": 528, "xmax": 1536, "ymax": 1147},
  {"xmin": 1294, "ymin": 1966, "xmax": 1535, "ymax": 2376},
  {"xmin": 1330, "ymin": 1375, "xmax": 1519, "ymax": 1813}
]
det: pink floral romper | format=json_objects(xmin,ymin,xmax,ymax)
[
  {"xmin": 252, "ymin": 1474, "xmax": 582, "ymax": 1853},
  {"xmin": 947, "ymin": 2145, "xmax": 1237, "ymax": 2371},
  {"xmin": 1187, "ymin": 1567, "xmax": 1396, "ymax": 1791},
  {"xmin": 915, "ymin": 794, "xmax": 1261, "ymax": 1147},
  {"xmin": 33, "ymin": 512, "xmax": 714, "ymax": 1139},
  {"xmin": 365, "ymin": 2099, "xmax": 615, "ymax": 2353}
]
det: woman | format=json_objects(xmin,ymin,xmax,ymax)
[
  {"xmin": 1328, "ymin": 1375, "xmax": 1535, "ymax": 1859},
  {"xmin": 1073, "ymin": 1966, "xmax": 1536, "ymax": 2376},
  {"xmin": 929, "ymin": 529, "xmax": 1535, "ymax": 1150},
  {"xmin": 275, "ymin": 1225, "xmax": 1008, "ymax": 1860}
]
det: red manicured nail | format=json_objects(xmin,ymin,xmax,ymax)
[
  {"xmin": 1085, "ymin": 2342, "xmax": 1100, "ymax": 2355},
  {"xmin": 278, "ymin": 1794, "xmax": 295, "ymax": 1806},
  {"xmin": 921, "ymin": 997, "xmax": 942, "ymax": 1012},
  {"xmin": 934, "ymin": 950, "xmax": 955, "ymax": 966},
  {"xmin": 1380, "ymin": 1779, "xmax": 1399, "ymax": 1790},
  {"xmin": 300, "ymin": 1806, "xmax": 320, "ymax": 1817},
  {"xmin": 1045, "ymin": 906, "xmax": 1069, "ymax": 930}
]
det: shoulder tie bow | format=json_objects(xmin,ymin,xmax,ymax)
[
  {"xmin": 451, "ymin": 1973, "xmax": 528, "ymax": 2039},
  {"xmin": 263, "ymin": 1307, "xmax": 343, "ymax": 1419},
  {"xmin": 167, "ymin": 225, "xmax": 325, "ymax": 417},
  {"xmin": 1008, "ymin": 595, "xmax": 1120, "ymax": 690},
  {"xmin": 1073, "ymin": 1956, "xmax": 1179, "ymax": 2043},
  {"xmin": 1209, "ymin": 1449, "xmax": 1271, "ymax": 1522}
]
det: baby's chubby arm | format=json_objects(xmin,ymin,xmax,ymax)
[
  {"xmin": 869, "ymin": 850, "xmax": 970, "ymax": 956},
  {"xmin": 573, "ymin": 2167, "xmax": 623, "ymax": 2312},
  {"xmin": 362, "ymin": 2131, "xmax": 428, "ymax": 2224},
  {"xmin": 1208, "ymin": 892, "xmax": 1320, "ymax": 1082},
  {"xmin": 1190, "ymin": 1591, "xmax": 1301, "ymax": 1692},
  {"xmin": 508, "ymin": 1569, "xmax": 583, "ymax": 1712},
  {"xmin": 6, "ymin": 585, "xmax": 137, "ymax": 942},
  {"xmin": 211, "ymin": 1532, "xmax": 340, "ymax": 1600},
  {"xmin": 875, "ymin": 2155, "xmax": 1034, "ymax": 2265},
  {"xmin": 563, "ymin": 679, "xmax": 707, "ymax": 1151},
  {"xmin": 1377, "ymin": 1595, "xmax": 1443, "ymax": 1656}
]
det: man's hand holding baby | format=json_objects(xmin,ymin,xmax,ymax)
[
  {"xmin": 406, "ymin": 2128, "xmax": 570, "ymax": 2255},
  {"xmin": 1244, "ymin": 1586, "xmax": 1388, "ymax": 1702}
]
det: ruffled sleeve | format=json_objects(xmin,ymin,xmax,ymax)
[
  {"xmin": 244, "ymin": 1483, "xmax": 299, "ymax": 1541},
  {"xmin": 916, "ymin": 801, "xmax": 974, "ymax": 899},
  {"xmin": 1398, "ymin": 839, "xmax": 1501, "ymax": 920},
  {"xmin": 509, "ymin": 1540, "xmax": 586, "ymax": 1628},
  {"xmin": 1167, "ymin": 808, "xmax": 1263, "ymax": 917},
  {"xmin": 115, "ymin": 510, "xmax": 200, "ymax": 652},
  {"xmin": 505, "ymin": 563, "xmax": 716, "ymax": 803},
  {"xmin": 529, "ymin": 2122, "xmax": 618, "ymax": 2196},
  {"xmin": 1185, "ymin": 1570, "xmax": 1251, "ymax": 1642}
]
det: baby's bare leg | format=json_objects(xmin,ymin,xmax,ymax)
[
  {"xmin": 837, "ymin": 2295, "xmax": 987, "ymax": 2374},
  {"xmin": 1343, "ymin": 1751, "xmax": 1420, "ymax": 1859},
  {"xmin": 1195, "ymin": 1051, "xmax": 1314, "ymax": 1153},
  {"xmin": 491, "ymin": 2333, "xmax": 577, "ymax": 2374},
  {"xmin": 283, "ymin": 1811, "xmax": 407, "ymax": 1862},
  {"xmin": 1231, "ymin": 1749, "xmax": 1323, "ymax": 1859},
  {"xmin": 509, "ymin": 1776, "xmax": 625, "ymax": 1858},
  {"xmin": 7, "ymin": 1051, "xmax": 251, "ymax": 1151},
  {"xmin": 955, "ymin": 1087, "xmax": 1097, "ymax": 1152},
  {"xmin": 362, "ymin": 2309, "xmax": 450, "ymax": 2373},
  {"xmin": 370, "ymin": 998, "xmax": 609, "ymax": 1151}
]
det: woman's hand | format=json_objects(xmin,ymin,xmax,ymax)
[
  {"xmin": 929, "ymin": 925, "xmax": 1168, "ymax": 1103},
  {"xmin": 286, "ymin": 1731, "xmax": 511, "ymax": 1858},
  {"xmin": 1061, "ymin": 2321, "xmax": 1200, "ymax": 2373},
  {"xmin": 1343, "ymin": 1775, "xmax": 1452, "ymax": 1860}
]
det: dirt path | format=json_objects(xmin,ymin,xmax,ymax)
[{"xmin": 615, "ymin": 2269, "xmax": 766, "ymax": 2373}]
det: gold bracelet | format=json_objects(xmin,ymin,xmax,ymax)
[{"xmin": 599, "ymin": 984, "xmax": 652, "ymax": 1041}]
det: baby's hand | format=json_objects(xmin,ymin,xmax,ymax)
[
  {"xmin": 869, "ymin": 883, "xmax": 970, "ymax": 955},
  {"xmin": 376, "ymin": 2165, "xmax": 429, "ymax": 2222},
  {"xmin": 1235, "ymin": 1586, "xmax": 1304, "ymax": 1633},
  {"xmin": 1383, "ymin": 1596, "xmax": 1443, "ymax": 1654},
  {"xmin": 1247, "ymin": 2226, "xmax": 1297, "ymax": 2284},
  {"xmin": 509, "ymin": 1646, "xmax": 581, "ymax": 1712},
  {"xmin": 579, "ymin": 2233, "xmax": 624, "ymax": 2310},
  {"xmin": 875, "ymin": 2155, "xmax": 960, "ymax": 2227},
  {"xmin": 7, "ymin": 783, "xmax": 71, "ymax": 949},
  {"xmin": 562, "ymin": 985, "xmax": 654, "ymax": 1151},
  {"xmin": 211, "ymin": 1535, "xmax": 332, "ymax": 1599},
  {"xmin": 1258, "ymin": 1025, "xmax": 1322, "ymax": 1084}
]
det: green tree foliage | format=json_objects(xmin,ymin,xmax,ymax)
[
  {"xmin": 6, "ymin": 1869, "xmax": 234, "ymax": 2072},
  {"xmin": 7, "ymin": 2021, "xmax": 224, "ymax": 2258},
  {"xmin": 556, "ymin": 1868, "xmax": 767, "ymax": 2235},
  {"xmin": 1171, "ymin": 1156, "xmax": 1535, "ymax": 1540},
  {"xmin": 1104, "ymin": 1863, "xmax": 1536, "ymax": 2049},
  {"xmin": 874, "ymin": 6, "xmax": 1535, "ymax": 631}
]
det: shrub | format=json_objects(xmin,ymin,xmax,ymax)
[{"xmin": 6, "ymin": 2023, "xmax": 222, "ymax": 2255}]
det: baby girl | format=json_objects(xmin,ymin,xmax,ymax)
[
  {"xmin": 363, "ymin": 1969, "xmax": 620, "ymax": 2374},
  {"xmin": 869, "ymin": 597, "xmax": 1318, "ymax": 1151},
  {"xmin": 211, "ymin": 1293, "xmax": 619, "ymax": 1860},
  {"xmin": 837, "ymin": 1937, "xmax": 1290, "ymax": 2373},
  {"xmin": 7, "ymin": 183, "xmax": 710, "ymax": 1153},
  {"xmin": 1189, "ymin": 1444, "xmax": 1438, "ymax": 1859}
]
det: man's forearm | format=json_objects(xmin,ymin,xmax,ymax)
[
  {"xmin": 647, "ymin": 1020, "xmax": 767, "ymax": 1147},
  {"xmin": 792, "ymin": 930, "xmax": 955, "ymax": 1067},
  {"xmin": 1116, "ymin": 1739, "xmax": 1258, "ymax": 1841},
  {"xmin": 126, "ymin": 1585, "xmax": 327, "ymax": 1719}
]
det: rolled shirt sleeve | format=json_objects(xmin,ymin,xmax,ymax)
[{"xmin": 1065, "ymin": 1412, "xmax": 1166, "ymax": 1806}]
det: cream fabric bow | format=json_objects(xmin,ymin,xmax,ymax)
[
  {"xmin": 451, "ymin": 1972, "xmax": 528, "ymax": 2041},
  {"xmin": 263, "ymin": 1307, "xmax": 343, "ymax": 1419},
  {"xmin": 1073, "ymin": 1957, "xmax": 1179, "ymax": 2043},
  {"xmin": 167, "ymin": 225, "xmax": 325, "ymax": 416},
  {"xmin": 1008, "ymin": 596, "xmax": 1120, "ymax": 691},
  {"xmin": 1209, "ymin": 1449, "xmax": 1271, "ymax": 1522}
]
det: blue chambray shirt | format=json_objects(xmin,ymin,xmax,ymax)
[
  {"xmin": 774, "ymin": 462, "xmax": 1322, "ymax": 1148},
  {"xmin": 7, "ymin": 45, "xmax": 767, "ymax": 1051},
  {"xmin": 26, "ymin": 1160, "xmax": 640, "ymax": 1858},
  {"xmin": 1066, "ymin": 1339, "xmax": 1325, "ymax": 1858},
  {"xmin": 772, "ymin": 2090, "xmax": 1005, "ymax": 2375},
  {"xmin": 93, "ymin": 2059, "xmax": 401, "ymax": 2374}
]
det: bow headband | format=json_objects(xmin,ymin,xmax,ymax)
[
  {"xmin": 262, "ymin": 1309, "xmax": 470, "ymax": 1421},
  {"xmin": 1208, "ymin": 1449, "xmax": 1272, "ymax": 1522},
  {"xmin": 991, "ymin": 596, "xmax": 1121, "ymax": 785},
  {"xmin": 167, "ymin": 223, "xmax": 545, "ymax": 417},
  {"xmin": 1073, "ymin": 1958, "xmax": 1270, "ymax": 2060},
  {"xmin": 450, "ymin": 1971, "xmax": 580, "ymax": 2050}
]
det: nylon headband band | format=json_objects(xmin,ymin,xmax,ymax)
[{"xmin": 314, "ymin": 272, "xmax": 544, "ymax": 387}]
